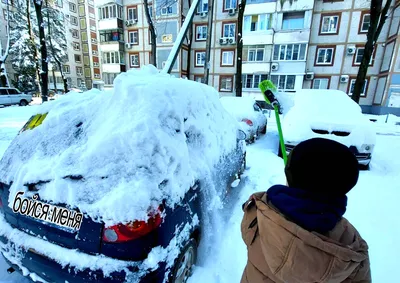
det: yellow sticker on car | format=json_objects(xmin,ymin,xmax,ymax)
[{"xmin": 19, "ymin": 113, "xmax": 48, "ymax": 133}]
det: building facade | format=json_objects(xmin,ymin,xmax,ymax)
[
  {"xmin": 49, "ymin": 0, "xmax": 101, "ymax": 91},
  {"xmin": 304, "ymin": 0, "xmax": 400, "ymax": 110}
]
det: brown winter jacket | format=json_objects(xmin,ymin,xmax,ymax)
[{"xmin": 241, "ymin": 192, "xmax": 371, "ymax": 283}]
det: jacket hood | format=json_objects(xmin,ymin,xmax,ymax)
[{"xmin": 255, "ymin": 193, "xmax": 369, "ymax": 283}]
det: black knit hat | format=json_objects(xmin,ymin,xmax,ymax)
[{"xmin": 285, "ymin": 138, "xmax": 359, "ymax": 196}]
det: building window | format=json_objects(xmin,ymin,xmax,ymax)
[
  {"xmin": 320, "ymin": 14, "xmax": 340, "ymax": 35},
  {"xmin": 222, "ymin": 23, "xmax": 236, "ymax": 38},
  {"xmin": 71, "ymin": 29, "xmax": 79, "ymax": 39},
  {"xmin": 79, "ymin": 5, "xmax": 85, "ymax": 16},
  {"xmin": 354, "ymin": 47, "xmax": 373, "ymax": 65},
  {"xmin": 194, "ymin": 75, "xmax": 205, "ymax": 83},
  {"xmin": 243, "ymin": 74, "xmax": 268, "ymax": 89},
  {"xmin": 63, "ymin": 65, "xmax": 70, "ymax": 74},
  {"xmin": 84, "ymin": 56, "xmax": 90, "ymax": 65},
  {"xmin": 76, "ymin": 67, "xmax": 83, "ymax": 75},
  {"xmin": 245, "ymin": 45, "xmax": 265, "ymax": 62},
  {"xmin": 56, "ymin": 0, "xmax": 63, "ymax": 8},
  {"xmin": 349, "ymin": 79, "xmax": 368, "ymax": 97},
  {"xmin": 103, "ymin": 73, "xmax": 119, "ymax": 85},
  {"xmin": 130, "ymin": 53, "xmax": 140, "ymax": 67},
  {"xmin": 220, "ymin": 76, "xmax": 233, "ymax": 92},
  {"xmin": 224, "ymin": 0, "xmax": 237, "ymax": 11},
  {"xmin": 74, "ymin": 54, "xmax": 82, "ymax": 63},
  {"xmin": 359, "ymin": 12, "xmax": 370, "ymax": 33},
  {"xmin": 103, "ymin": 51, "xmax": 124, "ymax": 64},
  {"xmin": 196, "ymin": 25, "xmax": 207, "ymax": 41},
  {"xmin": 83, "ymin": 43, "xmax": 89, "ymax": 53},
  {"xmin": 312, "ymin": 78, "xmax": 330, "ymax": 89},
  {"xmin": 221, "ymin": 49, "xmax": 235, "ymax": 66},
  {"xmin": 195, "ymin": 51, "xmax": 206, "ymax": 67},
  {"xmin": 197, "ymin": 0, "xmax": 208, "ymax": 13},
  {"xmin": 127, "ymin": 6, "xmax": 138, "ymax": 20},
  {"xmin": 315, "ymin": 47, "xmax": 335, "ymax": 66},
  {"xmin": 273, "ymin": 44, "xmax": 307, "ymax": 61},
  {"xmin": 70, "ymin": 16, "xmax": 78, "ymax": 25},
  {"xmin": 270, "ymin": 75, "xmax": 296, "ymax": 90},
  {"xmin": 73, "ymin": 42, "xmax": 80, "ymax": 51},
  {"xmin": 244, "ymin": 14, "xmax": 271, "ymax": 32},
  {"xmin": 99, "ymin": 4, "xmax": 122, "ymax": 20},
  {"xmin": 128, "ymin": 31, "xmax": 139, "ymax": 44},
  {"xmin": 282, "ymin": 12, "xmax": 304, "ymax": 30},
  {"xmin": 81, "ymin": 31, "xmax": 88, "ymax": 41},
  {"xmin": 148, "ymin": 6, "xmax": 153, "ymax": 18},
  {"xmin": 100, "ymin": 29, "xmax": 124, "ymax": 42},
  {"xmin": 161, "ymin": 6, "xmax": 173, "ymax": 15},
  {"xmin": 69, "ymin": 2, "xmax": 76, "ymax": 12},
  {"xmin": 80, "ymin": 18, "xmax": 86, "ymax": 29}
]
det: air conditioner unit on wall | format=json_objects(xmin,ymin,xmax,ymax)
[
  {"xmin": 219, "ymin": 37, "xmax": 228, "ymax": 45},
  {"xmin": 94, "ymin": 74, "xmax": 100, "ymax": 79},
  {"xmin": 340, "ymin": 75, "xmax": 349, "ymax": 83},
  {"xmin": 228, "ymin": 8, "xmax": 237, "ymax": 16},
  {"xmin": 125, "ymin": 19, "xmax": 137, "ymax": 27},
  {"xmin": 125, "ymin": 43, "xmax": 132, "ymax": 49},
  {"xmin": 200, "ymin": 12, "xmax": 208, "ymax": 18},
  {"xmin": 347, "ymin": 45, "xmax": 356, "ymax": 55},
  {"xmin": 93, "ymin": 62, "xmax": 99, "ymax": 67},
  {"xmin": 228, "ymin": 37, "xmax": 236, "ymax": 45},
  {"xmin": 271, "ymin": 63, "xmax": 279, "ymax": 71},
  {"xmin": 305, "ymin": 72, "xmax": 314, "ymax": 81}
]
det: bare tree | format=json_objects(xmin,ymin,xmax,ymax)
[
  {"xmin": 33, "ymin": 0, "xmax": 49, "ymax": 101},
  {"xmin": 45, "ymin": 0, "xmax": 68, "ymax": 93},
  {"xmin": 352, "ymin": 0, "xmax": 393, "ymax": 103},
  {"xmin": 235, "ymin": 0, "xmax": 246, "ymax": 97},
  {"xmin": 143, "ymin": 0, "xmax": 157, "ymax": 67},
  {"xmin": 26, "ymin": 0, "xmax": 41, "ymax": 94},
  {"xmin": 203, "ymin": 0, "xmax": 214, "ymax": 84},
  {"xmin": 0, "ymin": 1, "xmax": 11, "ymax": 87}
]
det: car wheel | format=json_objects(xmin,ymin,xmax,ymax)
[
  {"xmin": 278, "ymin": 143, "xmax": 283, "ymax": 158},
  {"xmin": 261, "ymin": 125, "xmax": 267, "ymax": 134},
  {"xmin": 170, "ymin": 239, "xmax": 197, "ymax": 283},
  {"xmin": 239, "ymin": 154, "xmax": 246, "ymax": 176},
  {"xmin": 19, "ymin": 100, "xmax": 28, "ymax": 106},
  {"xmin": 359, "ymin": 163, "xmax": 370, "ymax": 171}
]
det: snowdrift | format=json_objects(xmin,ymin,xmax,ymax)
[{"xmin": 0, "ymin": 66, "xmax": 239, "ymax": 225}]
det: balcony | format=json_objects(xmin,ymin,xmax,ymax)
[
  {"xmin": 98, "ymin": 18, "xmax": 123, "ymax": 30},
  {"xmin": 243, "ymin": 62, "xmax": 270, "ymax": 74},
  {"xmin": 274, "ymin": 30, "xmax": 311, "ymax": 44},
  {"xmin": 102, "ymin": 64, "xmax": 125, "ymax": 73}
]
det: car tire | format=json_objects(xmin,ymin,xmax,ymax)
[
  {"xmin": 19, "ymin": 100, "xmax": 28, "ymax": 106},
  {"xmin": 170, "ymin": 239, "xmax": 197, "ymax": 283},
  {"xmin": 261, "ymin": 126, "xmax": 267, "ymax": 135},
  {"xmin": 359, "ymin": 163, "xmax": 370, "ymax": 171},
  {"xmin": 278, "ymin": 143, "xmax": 283, "ymax": 158},
  {"xmin": 239, "ymin": 154, "xmax": 247, "ymax": 176}
]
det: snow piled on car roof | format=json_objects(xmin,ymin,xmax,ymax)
[
  {"xmin": 0, "ymin": 65, "xmax": 239, "ymax": 225},
  {"xmin": 282, "ymin": 89, "xmax": 376, "ymax": 146},
  {"xmin": 220, "ymin": 96, "xmax": 257, "ymax": 120}
]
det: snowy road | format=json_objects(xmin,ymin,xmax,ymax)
[{"xmin": 1, "ymin": 105, "xmax": 399, "ymax": 282}]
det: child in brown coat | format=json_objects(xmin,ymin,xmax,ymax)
[{"xmin": 241, "ymin": 138, "xmax": 371, "ymax": 283}]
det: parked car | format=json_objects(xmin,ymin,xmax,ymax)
[
  {"xmin": 0, "ymin": 87, "xmax": 32, "ymax": 106},
  {"xmin": 220, "ymin": 97, "xmax": 267, "ymax": 143},
  {"xmin": 279, "ymin": 89, "xmax": 376, "ymax": 170},
  {"xmin": 0, "ymin": 73, "xmax": 246, "ymax": 283}
]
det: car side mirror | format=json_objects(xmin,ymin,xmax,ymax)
[{"xmin": 237, "ymin": 130, "xmax": 246, "ymax": 141}]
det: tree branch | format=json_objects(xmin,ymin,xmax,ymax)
[{"xmin": 373, "ymin": 0, "xmax": 392, "ymax": 43}]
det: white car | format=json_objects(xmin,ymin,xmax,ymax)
[
  {"xmin": 0, "ymin": 87, "xmax": 32, "ymax": 107},
  {"xmin": 280, "ymin": 89, "xmax": 376, "ymax": 169},
  {"xmin": 220, "ymin": 97, "xmax": 267, "ymax": 143}
]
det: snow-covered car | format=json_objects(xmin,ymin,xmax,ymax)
[
  {"xmin": 0, "ymin": 67, "xmax": 246, "ymax": 283},
  {"xmin": 220, "ymin": 97, "xmax": 267, "ymax": 143},
  {"xmin": 0, "ymin": 87, "xmax": 32, "ymax": 107},
  {"xmin": 280, "ymin": 89, "xmax": 376, "ymax": 169}
]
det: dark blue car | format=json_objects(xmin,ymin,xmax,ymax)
[{"xmin": 0, "ymin": 138, "xmax": 246, "ymax": 283}]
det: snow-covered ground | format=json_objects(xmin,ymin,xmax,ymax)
[{"xmin": 1, "ymin": 105, "xmax": 400, "ymax": 282}]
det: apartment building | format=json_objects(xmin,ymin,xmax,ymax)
[
  {"xmin": 242, "ymin": 0, "xmax": 314, "ymax": 101},
  {"xmin": 96, "ymin": 0, "xmax": 192, "ymax": 88},
  {"xmin": 0, "ymin": 0, "xmax": 14, "ymax": 85},
  {"xmin": 304, "ymin": 0, "xmax": 400, "ymax": 111},
  {"xmin": 47, "ymin": 0, "xmax": 101, "ymax": 91}
]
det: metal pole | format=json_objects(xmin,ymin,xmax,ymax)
[
  {"xmin": 203, "ymin": 0, "xmax": 214, "ymax": 84},
  {"xmin": 161, "ymin": 0, "xmax": 200, "ymax": 74}
]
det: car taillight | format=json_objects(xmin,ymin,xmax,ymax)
[
  {"xmin": 102, "ymin": 207, "xmax": 163, "ymax": 243},
  {"xmin": 242, "ymin": 118, "xmax": 253, "ymax": 127}
]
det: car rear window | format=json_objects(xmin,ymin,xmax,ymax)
[{"xmin": 7, "ymin": 89, "xmax": 18, "ymax": 95}]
